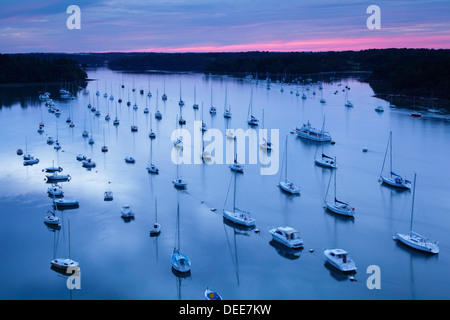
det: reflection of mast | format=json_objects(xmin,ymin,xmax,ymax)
[{"xmin": 223, "ymin": 222, "xmax": 250, "ymax": 286}]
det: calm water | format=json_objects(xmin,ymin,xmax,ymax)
[{"xmin": 1, "ymin": 68, "xmax": 450, "ymax": 300}]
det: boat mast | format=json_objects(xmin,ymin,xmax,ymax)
[
  {"xmin": 233, "ymin": 155, "xmax": 237, "ymax": 213},
  {"xmin": 410, "ymin": 173, "xmax": 417, "ymax": 232},
  {"xmin": 284, "ymin": 136, "xmax": 288, "ymax": 183},
  {"xmin": 389, "ymin": 131, "xmax": 393, "ymax": 177}
]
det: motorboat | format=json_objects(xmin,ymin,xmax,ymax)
[
  {"xmin": 324, "ymin": 249, "xmax": 356, "ymax": 272},
  {"xmin": 269, "ymin": 226, "xmax": 303, "ymax": 249},
  {"xmin": 295, "ymin": 120, "xmax": 331, "ymax": 142}
]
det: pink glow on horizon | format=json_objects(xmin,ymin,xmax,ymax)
[{"xmin": 103, "ymin": 34, "xmax": 450, "ymax": 53}]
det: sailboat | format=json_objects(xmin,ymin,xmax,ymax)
[
  {"xmin": 149, "ymin": 197, "xmax": 161, "ymax": 236},
  {"xmin": 379, "ymin": 131, "xmax": 411, "ymax": 189},
  {"xmin": 393, "ymin": 174, "xmax": 439, "ymax": 254},
  {"xmin": 278, "ymin": 136, "xmax": 300, "ymax": 195},
  {"xmin": 162, "ymin": 79, "xmax": 167, "ymax": 101},
  {"xmin": 209, "ymin": 84, "xmax": 216, "ymax": 114},
  {"xmin": 44, "ymin": 196, "xmax": 61, "ymax": 227},
  {"xmin": 148, "ymin": 112, "xmax": 156, "ymax": 139},
  {"xmin": 178, "ymin": 83, "xmax": 184, "ymax": 107},
  {"xmin": 201, "ymin": 102, "xmax": 208, "ymax": 132},
  {"xmin": 171, "ymin": 199, "xmax": 191, "ymax": 274},
  {"xmin": 192, "ymin": 85, "xmax": 199, "ymax": 109},
  {"xmin": 173, "ymin": 135, "xmax": 187, "ymax": 188},
  {"xmin": 113, "ymin": 102, "xmax": 120, "ymax": 125},
  {"xmin": 324, "ymin": 169, "xmax": 355, "ymax": 217},
  {"xmin": 314, "ymin": 146, "xmax": 337, "ymax": 168},
  {"xmin": 131, "ymin": 110, "xmax": 138, "ymax": 132},
  {"xmin": 50, "ymin": 219, "xmax": 79, "ymax": 271},
  {"xmin": 101, "ymin": 129, "xmax": 108, "ymax": 152},
  {"xmin": 223, "ymin": 85, "xmax": 231, "ymax": 118},
  {"xmin": 155, "ymin": 90, "xmax": 162, "ymax": 120},
  {"xmin": 223, "ymin": 163, "xmax": 255, "ymax": 227},
  {"xmin": 247, "ymin": 88, "xmax": 259, "ymax": 126},
  {"xmin": 204, "ymin": 287, "xmax": 223, "ymax": 300},
  {"xmin": 344, "ymin": 87, "xmax": 353, "ymax": 107},
  {"xmin": 259, "ymin": 109, "xmax": 271, "ymax": 150},
  {"xmin": 147, "ymin": 134, "xmax": 159, "ymax": 174}
]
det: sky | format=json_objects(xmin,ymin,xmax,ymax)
[{"xmin": 0, "ymin": 0, "xmax": 449, "ymax": 53}]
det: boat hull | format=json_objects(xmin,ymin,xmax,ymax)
[
  {"xmin": 278, "ymin": 181, "xmax": 300, "ymax": 195},
  {"xmin": 394, "ymin": 233, "xmax": 439, "ymax": 254},
  {"xmin": 223, "ymin": 210, "xmax": 255, "ymax": 227},
  {"xmin": 325, "ymin": 202, "xmax": 355, "ymax": 217},
  {"xmin": 380, "ymin": 176, "xmax": 411, "ymax": 189}
]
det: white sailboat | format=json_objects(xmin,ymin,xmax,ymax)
[
  {"xmin": 155, "ymin": 90, "xmax": 162, "ymax": 120},
  {"xmin": 223, "ymin": 163, "xmax": 255, "ymax": 227},
  {"xmin": 147, "ymin": 134, "xmax": 159, "ymax": 174},
  {"xmin": 278, "ymin": 136, "xmax": 300, "ymax": 195},
  {"xmin": 393, "ymin": 174, "xmax": 439, "ymax": 254},
  {"xmin": 171, "ymin": 199, "xmax": 191, "ymax": 273},
  {"xmin": 379, "ymin": 131, "xmax": 411, "ymax": 189},
  {"xmin": 324, "ymin": 169, "xmax": 355, "ymax": 217},
  {"xmin": 192, "ymin": 85, "xmax": 199, "ymax": 110},
  {"xmin": 209, "ymin": 83, "xmax": 216, "ymax": 114},
  {"xmin": 314, "ymin": 146, "xmax": 337, "ymax": 168},
  {"xmin": 50, "ymin": 219, "xmax": 79, "ymax": 270},
  {"xmin": 223, "ymin": 85, "xmax": 231, "ymax": 118},
  {"xmin": 247, "ymin": 88, "xmax": 259, "ymax": 126},
  {"xmin": 259, "ymin": 109, "xmax": 271, "ymax": 150},
  {"xmin": 149, "ymin": 197, "xmax": 161, "ymax": 236}
]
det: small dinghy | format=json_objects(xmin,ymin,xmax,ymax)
[
  {"xmin": 375, "ymin": 106, "xmax": 384, "ymax": 112},
  {"xmin": 76, "ymin": 154, "xmax": 86, "ymax": 161},
  {"xmin": 16, "ymin": 149, "xmax": 23, "ymax": 155},
  {"xmin": 204, "ymin": 287, "xmax": 223, "ymax": 300},
  {"xmin": 125, "ymin": 157, "xmax": 135, "ymax": 163},
  {"xmin": 324, "ymin": 249, "xmax": 356, "ymax": 272},
  {"xmin": 269, "ymin": 226, "xmax": 303, "ymax": 249},
  {"xmin": 47, "ymin": 137, "xmax": 54, "ymax": 144}
]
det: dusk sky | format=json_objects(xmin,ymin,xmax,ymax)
[{"xmin": 1, "ymin": 0, "xmax": 449, "ymax": 53}]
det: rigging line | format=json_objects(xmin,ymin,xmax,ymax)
[{"xmin": 223, "ymin": 172, "xmax": 233, "ymax": 210}]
